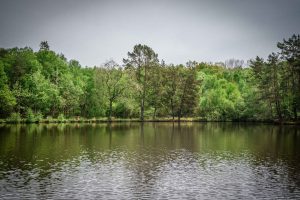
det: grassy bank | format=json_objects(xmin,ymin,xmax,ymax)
[
  {"xmin": 1, "ymin": 116, "xmax": 205, "ymax": 124},
  {"xmin": 1, "ymin": 115, "xmax": 299, "ymax": 125}
]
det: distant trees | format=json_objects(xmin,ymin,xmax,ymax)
[
  {"xmin": 0, "ymin": 35, "xmax": 299, "ymax": 122},
  {"xmin": 39, "ymin": 41, "xmax": 50, "ymax": 51},
  {"xmin": 225, "ymin": 58, "xmax": 245, "ymax": 68}
]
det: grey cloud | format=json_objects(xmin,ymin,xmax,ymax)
[{"xmin": 0, "ymin": 0, "xmax": 299, "ymax": 66}]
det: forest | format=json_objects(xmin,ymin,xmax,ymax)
[{"xmin": 0, "ymin": 35, "xmax": 299, "ymax": 123}]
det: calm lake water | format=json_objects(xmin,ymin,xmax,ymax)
[{"xmin": 0, "ymin": 123, "xmax": 299, "ymax": 199}]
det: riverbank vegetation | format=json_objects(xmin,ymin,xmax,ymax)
[{"xmin": 0, "ymin": 35, "xmax": 299, "ymax": 123}]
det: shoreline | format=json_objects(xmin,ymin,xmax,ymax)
[{"xmin": 1, "ymin": 118, "xmax": 299, "ymax": 125}]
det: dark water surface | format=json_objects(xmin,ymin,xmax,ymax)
[{"xmin": 0, "ymin": 123, "xmax": 299, "ymax": 199}]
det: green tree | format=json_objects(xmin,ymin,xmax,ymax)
[
  {"xmin": 59, "ymin": 72, "xmax": 83, "ymax": 116},
  {"xmin": 267, "ymin": 53, "xmax": 283, "ymax": 120},
  {"xmin": 176, "ymin": 63, "xmax": 199, "ymax": 120},
  {"xmin": 198, "ymin": 64, "xmax": 245, "ymax": 120},
  {"xmin": 2, "ymin": 47, "xmax": 42, "ymax": 86},
  {"xmin": 161, "ymin": 64, "xmax": 180, "ymax": 119},
  {"xmin": 277, "ymin": 34, "xmax": 300, "ymax": 120},
  {"xmin": 123, "ymin": 44, "xmax": 159, "ymax": 121},
  {"xmin": 36, "ymin": 44, "xmax": 68, "ymax": 85},
  {"xmin": 0, "ymin": 61, "xmax": 16, "ymax": 117},
  {"xmin": 250, "ymin": 54, "xmax": 286, "ymax": 121},
  {"xmin": 22, "ymin": 70, "xmax": 60, "ymax": 115},
  {"xmin": 95, "ymin": 60, "xmax": 126, "ymax": 121},
  {"xmin": 148, "ymin": 62, "xmax": 164, "ymax": 119}
]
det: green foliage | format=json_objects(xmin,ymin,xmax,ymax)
[
  {"xmin": 198, "ymin": 67, "xmax": 244, "ymax": 120},
  {"xmin": 0, "ymin": 61, "xmax": 16, "ymax": 117},
  {"xmin": 35, "ymin": 111, "xmax": 43, "ymax": 122},
  {"xmin": 0, "ymin": 36, "xmax": 299, "ymax": 122},
  {"xmin": 26, "ymin": 108, "xmax": 36, "ymax": 123},
  {"xmin": 57, "ymin": 113, "xmax": 66, "ymax": 123},
  {"xmin": 2, "ymin": 47, "xmax": 42, "ymax": 85},
  {"xmin": 277, "ymin": 34, "xmax": 300, "ymax": 120},
  {"xmin": 23, "ymin": 70, "xmax": 59, "ymax": 114},
  {"xmin": 25, "ymin": 108, "xmax": 43, "ymax": 123},
  {"xmin": 94, "ymin": 60, "xmax": 127, "ymax": 120},
  {"xmin": 249, "ymin": 52, "xmax": 295, "ymax": 121},
  {"xmin": 7, "ymin": 112, "xmax": 21, "ymax": 123},
  {"xmin": 0, "ymin": 81, "xmax": 16, "ymax": 117},
  {"xmin": 123, "ymin": 44, "xmax": 159, "ymax": 120}
]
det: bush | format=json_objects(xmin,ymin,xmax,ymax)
[
  {"xmin": 26, "ymin": 108, "xmax": 36, "ymax": 123},
  {"xmin": 35, "ymin": 112, "xmax": 43, "ymax": 122},
  {"xmin": 7, "ymin": 112, "xmax": 22, "ymax": 123},
  {"xmin": 24, "ymin": 109, "xmax": 44, "ymax": 123},
  {"xmin": 57, "ymin": 113, "xmax": 66, "ymax": 123}
]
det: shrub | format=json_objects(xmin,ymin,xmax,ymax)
[
  {"xmin": 57, "ymin": 113, "xmax": 66, "ymax": 123},
  {"xmin": 26, "ymin": 108, "xmax": 36, "ymax": 123},
  {"xmin": 7, "ymin": 112, "xmax": 21, "ymax": 123},
  {"xmin": 35, "ymin": 112, "xmax": 43, "ymax": 122}
]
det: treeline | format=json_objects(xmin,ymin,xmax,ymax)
[{"xmin": 0, "ymin": 35, "xmax": 299, "ymax": 122}]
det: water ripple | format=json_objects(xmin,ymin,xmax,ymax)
[{"xmin": 1, "ymin": 148, "xmax": 299, "ymax": 199}]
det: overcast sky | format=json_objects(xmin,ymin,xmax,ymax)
[{"xmin": 0, "ymin": 0, "xmax": 299, "ymax": 66}]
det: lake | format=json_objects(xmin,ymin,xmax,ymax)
[{"xmin": 0, "ymin": 123, "xmax": 299, "ymax": 199}]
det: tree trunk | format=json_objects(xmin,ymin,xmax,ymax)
[
  {"xmin": 178, "ymin": 78, "xmax": 188, "ymax": 122},
  {"xmin": 153, "ymin": 107, "xmax": 157, "ymax": 120},
  {"xmin": 171, "ymin": 99, "xmax": 175, "ymax": 120},
  {"xmin": 275, "ymin": 99, "xmax": 282, "ymax": 121},
  {"xmin": 297, "ymin": 72, "xmax": 300, "ymax": 120},
  {"xmin": 269, "ymin": 101, "xmax": 273, "ymax": 119},
  {"xmin": 291, "ymin": 72, "xmax": 298, "ymax": 120},
  {"xmin": 177, "ymin": 108, "xmax": 181, "ymax": 121},
  {"xmin": 140, "ymin": 98, "xmax": 144, "ymax": 121},
  {"xmin": 108, "ymin": 100, "xmax": 113, "ymax": 121},
  {"xmin": 140, "ymin": 65, "xmax": 147, "ymax": 121},
  {"xmin": 293, "ymin": 100, "xmax": 297, "ymax": 120}
]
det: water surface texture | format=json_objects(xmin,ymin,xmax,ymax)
[{"xmin": 0, "ymin": 123, "xmax": 299, "ymax": 199}]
